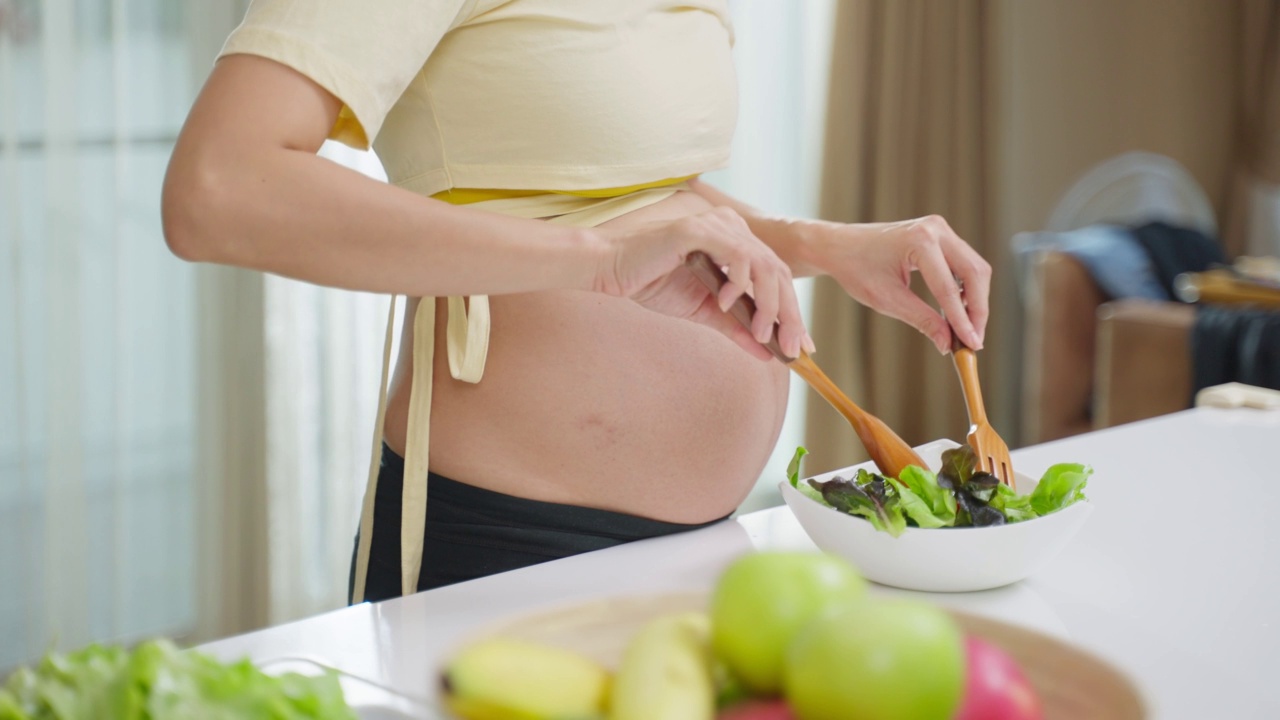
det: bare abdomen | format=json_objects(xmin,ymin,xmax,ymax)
[{"xmin": 383, "ymin": 191, "xmax": 790, "ymax": 523}]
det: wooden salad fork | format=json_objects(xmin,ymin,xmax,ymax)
[
  {"xmin": 685, "ymin": 252, "xmax": 926, "ymax": 479},
  {"xmin": 951, "ymin": 335, "xmax": 1015, "ymax": 488}
]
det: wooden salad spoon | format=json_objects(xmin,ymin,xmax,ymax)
[{"xmin": 685, "ymin": 252, "xmax": 926, "ymax": 479}]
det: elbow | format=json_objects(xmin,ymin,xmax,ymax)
[{"xmin": 161, "ymin": 150, "xmax": 234, "ymax": 264}]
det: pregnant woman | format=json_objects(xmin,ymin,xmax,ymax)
[{"xmin": 162, "ymin": 0, "xmax": 991, "ymax": 603}]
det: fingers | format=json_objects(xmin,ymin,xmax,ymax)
[
  {"xmin": 874, "ymin": 282, "xmax": 954, "ymax": 355},
  {"xmin": 612, "ymin": 206, "xmax": 811, "ymax": 361},
  {"xmin": 720, "ymin": 267, "xmax": 752, "ymax": 312},
  {"xmin": 688, "ymin": 207, "xmax": 809, "ymax": 360},
  {"xmin": 842, "ymin": 215, "xmax": 993, "ymax": 353},
  {"xmin": 916, "ymin": 241, "xmax": 981, "ymax": 350},
  {"xmin": 690, "ymin": 293, "xmax": 775, "ymax": 362},
  {"xmin": 893, "ymin": 215, "xmax": 990, "ymax": 351},
  {"xmin": 944, "ymin": 240, "xmax": 992, "ymax": 344},
  {"xmin": 751, "ymin": 262, "xmax": 781, "ymax": 346},
  {"xmin": 775, "ymin": 272, "xmax": 813, "ymax": 358}
]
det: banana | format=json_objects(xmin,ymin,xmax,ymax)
[
  {"xmin": 609, "ymin": 612, "xmax": 716, "ymax": 720},
  {"xmin": 441, "ymin": 637, "xmax": 610, "ymax": 720}
]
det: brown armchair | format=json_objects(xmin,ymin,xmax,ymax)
[{"xmin": 1020, "ymin": 251, "xmax": 1194, "ymax": 445}]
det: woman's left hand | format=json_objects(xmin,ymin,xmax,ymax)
[{"xmin": 813, "ymin": 214, "xmax": 991, "ymax": 354}]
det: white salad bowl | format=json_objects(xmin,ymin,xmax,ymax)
[{"xmin": 779, "ymin": 439, "xmax": 1093, "ymax": 592}]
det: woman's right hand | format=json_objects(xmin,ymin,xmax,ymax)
[{"xmin": 590, "ymin": 206, "xmax": 811, "ymax": 361}]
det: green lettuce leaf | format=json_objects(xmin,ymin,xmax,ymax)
[
  {"xmin": 895, "ymin": 466, "xmax": 957, "ymax": 523},
  {"xmin": 797, "ymin": 479, "xmax": 826, "ymax": 505},
  {"xmin": 1030, "ymin": 463, "xmax": 1092, "ymax": 515},
  {"xmin": 887, "ymin": 465, "xmax": 957, "ymax": 529},
  {"xmin": 887, "ymin": 478, "xmax": 949, "ymax": 528},
  {"xmin": 809, "ymin": 470, "xmax": 906, "ymax": 537},
  {"xmin": 856, "ymin": 471, "xmax": 908, "ymax": 537},
  {"xmin": 787, "ymin": 446, "xmax": 808, "ymax": 488},
  {"xmin": 0, "ymin": 641, "xmax": 356, "ymax": 720},
  {"xmin": 990, "ymin": 483, "xmax": 1038, "ymax": 523}
]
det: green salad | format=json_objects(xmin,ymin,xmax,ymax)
[
  {"xmin": 787, "ymin": 445, "xmax": 1091, "ymax": 537},
  {"xmin": 0, "ymin": 641, "xmax": 356, "ymax": 720}
]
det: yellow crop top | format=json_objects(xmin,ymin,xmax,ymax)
[
  {"xmin": 218, "ymin": 0, "xmax": 737, "ymax": 601},
  {"xmin": 220, "ymin": 0, "xmax": 737, "ymax": 196}
]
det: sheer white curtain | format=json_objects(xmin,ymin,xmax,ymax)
[
  {"xmin": 0, "ymin": 0, "xmax": 356, "ymax": 649},
  {"xmin": 0, "ymin": 0, "xmax": 204, "ymax": 669}
]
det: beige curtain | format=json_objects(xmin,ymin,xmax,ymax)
[
  {"xmin": 805, "ymin": 1, "xmax": 996, "ymax": 473},
  {"xmin": 1223, "ymin": 0, "xmax": 1280, "ymax": 257}
]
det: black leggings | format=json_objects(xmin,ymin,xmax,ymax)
[{"xmin": 350, "ymin": 443, "xmax": 729, "ymax": 603}]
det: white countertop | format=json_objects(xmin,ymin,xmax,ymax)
[{"xmin": 201, "ymin": 407, "xmax": 1280, "ymax": 719}]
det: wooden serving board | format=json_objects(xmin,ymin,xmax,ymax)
[{"xmin": 446, "ymin": 593, "xmax": 1146, "ymax": 720}]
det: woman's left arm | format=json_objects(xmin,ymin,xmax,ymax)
[{"xmin": 687, "ymin": 178, "xmax": 991, "ymax": 355}]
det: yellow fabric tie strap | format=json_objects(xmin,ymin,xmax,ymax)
[
  {"xmin": 399, "ymin": 295, "xmax": 491, "ymax": 596},
  {"xmin": 349, "ymin": 294, "xmax": 491, "ymax": 601},
  {"xmin": 398, "ymin": 298, "xmax": 435, "ymax": 597},
  {"xmin": 447, "ymin": 296, "xmax": 490, "ymax": 383},
  {"xmin": 351, "ymin": 298, "xmax": 397, "ymax": 604}
]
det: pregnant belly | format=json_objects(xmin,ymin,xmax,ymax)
[{"xmin": 383, "ymin": 190, "xmax": 790, "ymax": 523}]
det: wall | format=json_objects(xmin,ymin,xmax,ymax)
[{"xmin": 988, "ymin": 0, "xmax": 1238, "ymax": 434}]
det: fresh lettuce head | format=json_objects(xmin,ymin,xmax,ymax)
[{"xmin": 0, "ymin": 641, "xmax": 356, "ymax": 720}]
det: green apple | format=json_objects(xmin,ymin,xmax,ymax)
[
  {"xmin": 784, "ymin": 598, "xmax": 964, "ymax": 720},
  {"xmin": 711, "ymin": 552, "xmax": 866, "ymax": 694},
  {"xmin": 717, "ymin": 699, "xmax": 796, "ymax": 719}
]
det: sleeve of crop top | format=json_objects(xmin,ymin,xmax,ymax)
[{"xmin": 218, "ymin": 0, "xmax": 478, "ymax": 149}]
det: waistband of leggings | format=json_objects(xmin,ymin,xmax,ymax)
[{"xmin": 377, "ymin": 442, "xmax": 730, "ymax": 541}]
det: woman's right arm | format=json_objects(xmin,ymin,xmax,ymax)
[
  {"xmin": 162, "ymin": 55, "xmax": 808, "ymax": 358},
  {"xmin": 162, "ymin": 54, "xmax": 605, "ymax": 297}
]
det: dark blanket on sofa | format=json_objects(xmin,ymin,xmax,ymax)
[
  {"xmin": 1129, "ymin": 221, "xmax": 1228, "ymax": 299},
  {"xmin": 1192, "ymin": 306, "xmax": 1280, "ymax": 397}
]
